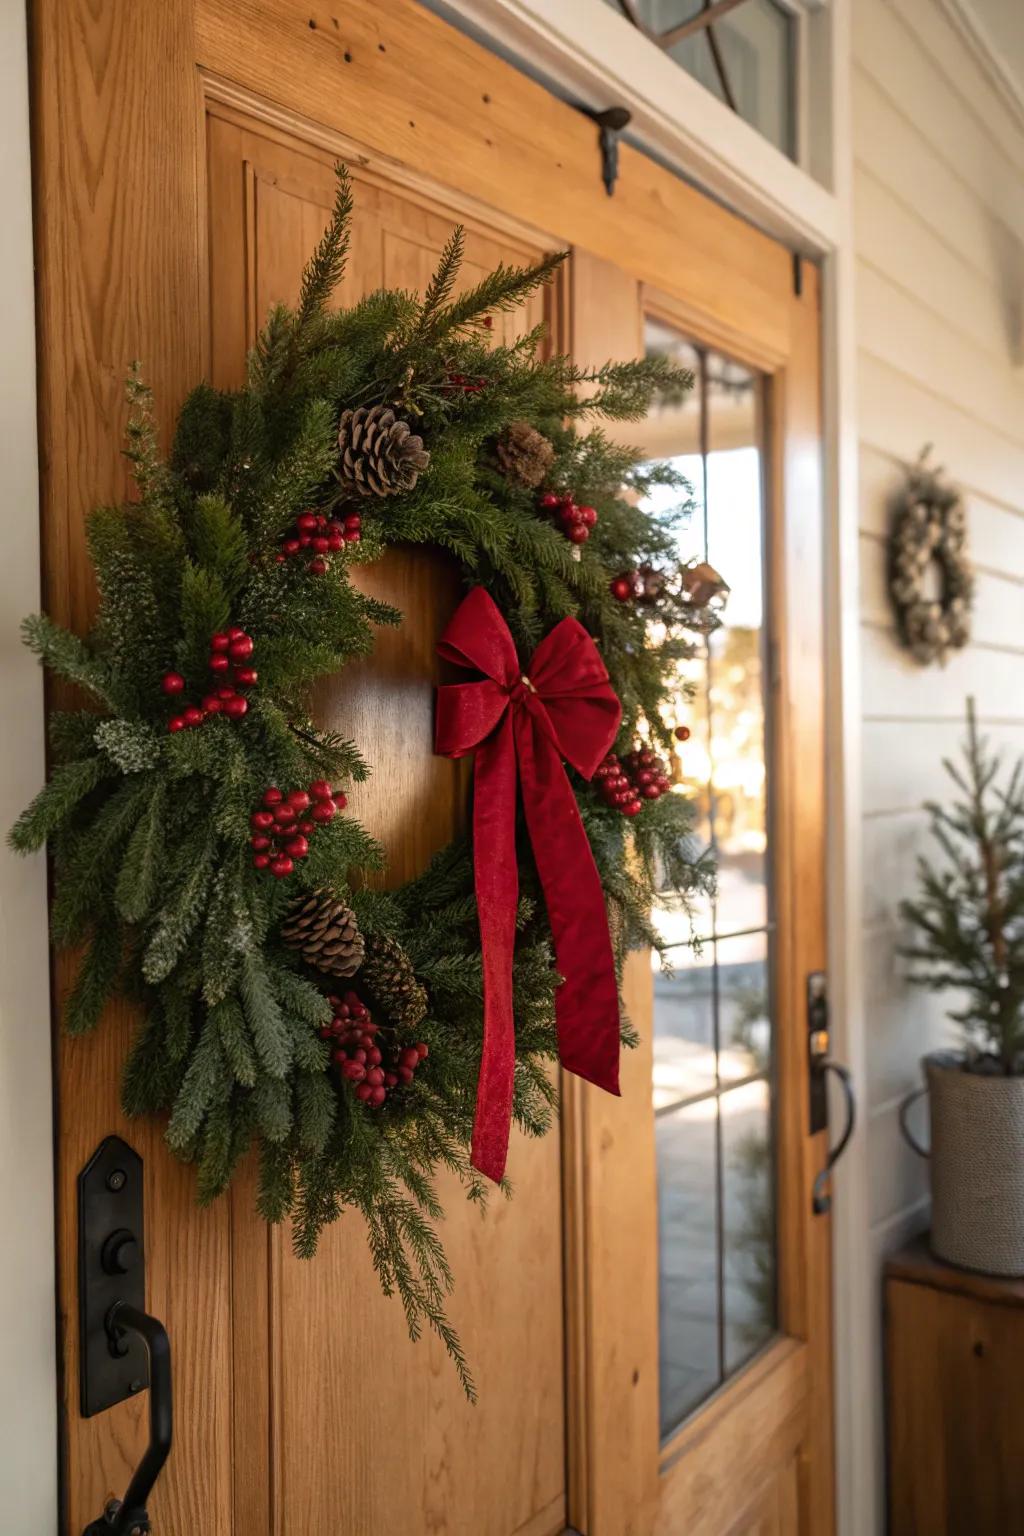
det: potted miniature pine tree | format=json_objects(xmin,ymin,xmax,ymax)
[{"xmin": 899, "ymin": 699, "xmax": 1024, "ymax": 1275}]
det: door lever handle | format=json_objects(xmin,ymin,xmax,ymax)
[
  {"xmin": 81, "ymin": 1303, "xmax": 173, "ymax": 1536},
  {"xmin": 811, "ymin": 1059, "xmax": 856, "ymax": 1215}
]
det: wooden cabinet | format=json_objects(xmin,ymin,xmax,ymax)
[{"xmin": 885, "ymin": 1237, "xmax": 1024, "ymax": 1534}]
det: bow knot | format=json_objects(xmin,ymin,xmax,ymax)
[{"xmin": 436, "ymin": 587, "xmax": 622, "ymax": 1182}]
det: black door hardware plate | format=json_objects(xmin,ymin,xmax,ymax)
[
  {"xmin": 807, "ymin": 971, "xmax": 830, "ymax": 1136},
  {"xmin": 78, "ymin": 1135, "xmax": 148, "ymax": 1416}
]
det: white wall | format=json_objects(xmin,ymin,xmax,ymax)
[
  {"xmin": 0, "ymin": 4, "xmax": 58, "ymax": 1533},
  {"xmin": 851, "ymin": 0, "xmax": 1024, "ymax": 1523}
]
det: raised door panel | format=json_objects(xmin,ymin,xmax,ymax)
[{"xmin": 206, "ymin": 109, "xmax": 565, "ymax": 1536}]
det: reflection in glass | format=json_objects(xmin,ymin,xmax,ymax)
[
  {"xmin": 716, "ymin": 931, "xmax": 770, "ymax": 1084},
  {"xmin": 653, "ymin": 945, "xmax": 715, "ymax": 1109},
  {"xmin": 721, "ymin": 1078, "xmax": 776, "ymax": 1372},
  {"xmin": 641, "ymin": 317, "xmax": 777, "ymax": 1439},
  {"xmin": 657, "ymin": 1101, "xmax": 720, "ymax": 1433}
]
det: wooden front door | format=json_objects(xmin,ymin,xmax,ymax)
[{"xmin": 33, "ymin": 3, "xmax": 830, "ymax": 1533}]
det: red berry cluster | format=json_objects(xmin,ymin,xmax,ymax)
[
  {"xmin": 443, "ymin": 371, "xmax": 486, "ymax": 396},
  {"xmin": 250, "ymin": 779, "xmax": 348, "ymax": 878},
  {"xmin": 163, "ymin": 626, "xmax": 257, "ymax": 732},
  {"xmin": 320, "ymin": 991, "xmax": 429, "ymax": 1107},
  {"xmin": 594, "ymin": 748, "xmax": 672, "ymax": 816},
  {"xmin": 276, "ymin": 509, "xmax": 361, "ymax": 577},
  {"xmin": 538, "ymin": 490, "xmax": 598, "ymax": 546}
]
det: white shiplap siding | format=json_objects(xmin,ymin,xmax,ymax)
[{"xmin": 852, "ymin": 0, "xmax": 1024, "ymax": 1487}]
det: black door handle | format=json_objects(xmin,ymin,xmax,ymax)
[
  {"xmin": 811, "ymin": 1059, "xmax": 856, "ymax": 1215},
  {"xmin": 81, "ymin": 1302, "xmax": 172, "ymax": 1535}
]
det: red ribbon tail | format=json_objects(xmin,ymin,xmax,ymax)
[
  {"xmin": 469, "ymin": 716, "xmax": 519, "ymax": 1183},
  {"xmin": 516, "ymin": 716, "xmax": 621, "ymax": 1099}
]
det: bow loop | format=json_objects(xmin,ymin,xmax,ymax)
[{"xmin": 436, "ymin": 588, "xmax": 622, "ymax": 1183}]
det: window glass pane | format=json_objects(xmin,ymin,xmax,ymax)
[
  {"xmin": 716, "ymin": 930, "xmax": 770, "ymax": 1085},
  {"xmin": 653, "ymin": 943, "xmax": 716, "ymax": 1109},
  {"xmin": 706, "ymin": 354, "xmax": 767, "ymax": 939},
  {"xmin": 721, "ymin": 1077, "xmax": 776, "ymax": 1372},
  {"xmin": 599, "ymin": 0, "xmax": 796, "ymax": 160},
  {"xmin": 657, "ymin": 1099, "xmax": 720, "ymax": 1433},
  {"xmin": 641, "ymin": 317, "xmax": 778, "ymax": 1438}
]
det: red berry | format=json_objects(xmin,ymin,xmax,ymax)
[
  {"xmin": 538, "ymin": 492, "xmax": 560, "ymax": 509},
  {"xmin": 284, "ymin": 835, "xmax": 309, "ymax": 859},
  {"xmin": 262, "ymin": 787, "xmax": 283, "ymax": 806},
  {"xmin": 643, "ymin": 783, "xmax": 661, "ymax": 799},
  {"xmin": 610, "ymin": 577, "xmax": 633, "ymax": 602},
  {"xmin": 416, "ymin": 1043, "xmax": 429, "ymax": 1060},
  {"xmin": 578, "ymin": 506, "xmax": 598, "ymax": 527},
  {"xmin": 270, "ymin": 854, "xmax": 293, "ymax": 878},
  {"xmin": 308, "ymin": 558, "xmax": 329, "ymax": 574},
  {"xmin": 366, "ymin": 1067, "xmax": 385, "ymax": 1087},
  {"xmin": 332, "ymin": 791, "xmax": 348, "ymax": 810},
  {"xmin": 567, "ymin": 524, "xmax": 589, "ymax": 544},
  {"xmin": 223, "ymin": 695, "xmax": 248, "ymax": 719},
  {"xmin": 398, "ymin": 1066, "xmax": 414, "ymax": 1085},
  {"xmin": 228, "ymin": 636, "xmax": 253, "ymax": 661},
  {"xmin": 366, "ymin": 1046, "xmax": 382, "ymax": 1066},
  {"xmin": 274, "ymin": 553, "xmax": 286, "ymax": 564},
  {"xmin": 218, "ymin": 687, "xmax": 235, "ymax": 701},
  {"xmin": 182, "ymin": 705, "xmax": 204, "ymax": 727},
  {"xmin": 283, "ymin": 538, "xmax": 301, "ymax": 556},
  {"xmin": 167, "ymin": 716, "xmax": 186, "ymax": 733},
  {"xmin": 297, "ymin": 512, "xmax": 318, "ymax": 534},
  {"xmin": 309, "ymin": 779, "xmax": 333, "ymax": 801},
  {"xmin": 674, "ymin": 725, "xmax": 691, "ymax": 741},
  {"xmin": 273, "ymin": 803, "xmax": 296, "ymax": 824},
  {"xmin": 202, "ymin": 694, "xmax": 223, "ymax": 713},
  {"xmin": 287, "ymin": 789, "xmax": 311, "ymax": 811},
  {"xmin": 622, "ymin": 800, "xmax": 642, "ymax": 817},
  {"xmin": 234, "ymin": 667, "xmax": 258, "ymax": 687},
  {"xmin": 253, "ymin": 853, "xmax": 270, "ymax": 869},
  {"xmin": 344, "ymin": 514, "xmax": 362, "ymax": 531},
  {"xmin": 399, "ymin": 1047, "xmax": 420, "ymax": 1070},
  {"xmin": 251, "ymin": 810, "xmax": 275, "ymax": 831},
  {"xmin": 636, "ymin": 770, "xmax": 654, "ymax": 786},
  {"xmin": 343, "ymin": 530, "xmax": 361, "ymax": 544},
  {"xmin": 299, "ymin": 534, "xmax": 311, "ymax": 549},
  {"xmin": 355, "ymin": 1083, "xmax": 373, "ymax": 1102},
  {"xmin": 311, "ymin": 800, "xmax": 336, "ymax": 824},
  {"xmin": 227, "ymin": 627, "xmax": 246, "ymax": 642},
  {"xmin": 251, "ymin": 835, "xmax": 271, "ymax": 851},
  {"xmin": 385, "ymin": 1072, "xmax": 398, "ymax": 1088},
  {"xmin": 327, "ymin": 533, "xmax": 344, "ymax": 551},
  {"xmin": 161, "ymin": 671, "xmax": 185, "ymax": 695},
  {"xmin": 210, "ymin": 632, "xmax": 231, "ymax": 652},
  {"xmin": 342, "ymin": 1061, "xmax": 366, "ymax": 1083},
  {"xmin": 370, "ymin": 1086, "xmax": 386, "ymax": 1106},
  {"xmin": 209, "ymin": 653, "xmax": 230, "ymax": 673},
  {"xmin": 311, "ymin": 536, "xmax": 329, "ymax": 554}
]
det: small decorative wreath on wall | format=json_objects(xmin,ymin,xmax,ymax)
[
  {"xmin": 887, "ymin": 450, "xmax": 973, "ymax": 665},
  {"xmin": 10, "ymin": 169, "xmax": 720, "ymax": 1392}
]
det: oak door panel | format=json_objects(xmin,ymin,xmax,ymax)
[{"xmin": 206, "ymin": 112, "xmax": 565, "ymax": 1536}]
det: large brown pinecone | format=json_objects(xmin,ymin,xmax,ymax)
[
  {"xmin": 358, "ymin": 933, "xmax": 428, "ymax": 1029},
  {"xmin": 494, "ymin": 420, "xmax": 555, "ymax": 489},
  {"xmin": 336, "ymin": 404, "xmax": 430, "ymax": 498},
  {"xmin": 281, "ymin": 890, "xmax": 365, "ymax": 978}
]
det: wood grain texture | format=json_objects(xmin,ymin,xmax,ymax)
[
  {"xmin": 206, "ymin": 114, "xmax": 565, "ymax": 1536},
  {"xmin": 31, "ymin": 3, "xmax": 234, "ymax": 1533},
  {"xmin": 886, "ymin": 1251, "xmax": 1024, "ymax": 1533},
  {"xmin": 194, "ymin": 0, "xmax": 792, "ymax": 361}
]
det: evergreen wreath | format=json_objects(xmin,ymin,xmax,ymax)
[
  {"xmin": 888, "ymin": 449, "xmax": 972, "ymax": 665},
  {"xmin": 11, "ymin": 169, "xmax": 715, "ymax": 1393}
]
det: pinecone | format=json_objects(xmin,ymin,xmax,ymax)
[
  {"xmin": 336, "ymin": 405, "xmax": 430, "ymax": 498},
  {"xmin": 358, "ymin": 933, "xmax": 428, "ymax": 1029},
  {"xmin": 280, "ymin": 890, "xmax": 365, "ymax": 978},
  {"xmin": 494, "ymin": 420, "xmax": 555, "ymax": 489}
]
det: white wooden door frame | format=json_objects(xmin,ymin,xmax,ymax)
[
  {"xmin": 0, "ymin": 4, "xmax": 59, "ymax": 1534},
  {"xmin": 429, "ymin": 4, "xmax": 873, "ymax": 1533}
]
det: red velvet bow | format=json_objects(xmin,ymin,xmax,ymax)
[{"xmin": 435, "ymin": 586, "xmax": 622, "ymax": 1182}]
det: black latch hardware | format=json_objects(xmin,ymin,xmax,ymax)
[
  {"xmin": 806, "ymin": 973, "xmax": 857, "ymax": 1214},
  {"xmin": 79, "ymin": 1137, "xmax": 173, "ymax": 1535},
  {"xmin": 582, "ymin": 105, "xmax": 632, "ymax": 196}
]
